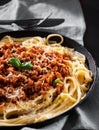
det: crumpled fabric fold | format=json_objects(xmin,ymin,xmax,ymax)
[{"xmin": 0, "ymin": 0, "xmax": 85, "ymax": 45}]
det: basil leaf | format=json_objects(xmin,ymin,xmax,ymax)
[
  {"xmin": 8, "ymin": 58, "xmax": 33, "ymax": 70},
  {"xmin": 54, "ymin": 78, "xmax": 60, "ymax": 84},
  {"xmin": 8, "ymin": 58, "xmax": 21, "ymax": 68},
  {"xmin": 21, "ymin": 62, "xmax": 33, "ymax": 70}
]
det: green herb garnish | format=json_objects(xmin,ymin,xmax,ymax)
[
  {"xmin": 8, "ymin": 58, "xmax": 33, "ymax": 70},
  {"xmin": 54, "ymin": 78, "xmax": 60, "ymax": 84},
  {"xmin": 8, "ymin": 58, "xmax": 21, "ymax": 68},
  {"xmin": 21, "ymin": 62, "xmax": 33, "ymax": 69}
]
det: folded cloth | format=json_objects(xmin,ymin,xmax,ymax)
[
  {"xmin": 0, "ymin": 0, "xmax": 85, "ymax": 45},
  {"xmin": 0, "ymin": 0, "xmax": 88, "ymax": 130}
]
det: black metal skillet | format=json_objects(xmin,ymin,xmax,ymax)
[{"xmin": 0, "ymin": 30, "xmax": 97, "ymax": 130}]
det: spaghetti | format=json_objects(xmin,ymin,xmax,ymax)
[{"xmin": 0, "ymin": 34, "xmax": 93, "ymax": 126}]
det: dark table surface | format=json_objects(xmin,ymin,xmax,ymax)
[{"xmin": 82, "ymin": 0, "xmax": 99, "ymax": 67}]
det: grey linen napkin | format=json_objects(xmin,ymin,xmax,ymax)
[
  {"xmin": 0, "ymin": 0, "xmax": 86, "ymax": 130},
  {"xmin": 0, "ymin": 0, "xmax": 85, "ymax": 45}
]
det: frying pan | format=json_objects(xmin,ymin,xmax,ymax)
[{"xmin": 0, "ymin": 30, "xmax": 97, "ymax": 130}]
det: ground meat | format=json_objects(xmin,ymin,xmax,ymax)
[{"xmin": 0, "ymin": 42, "xmax": 70, "ymax": 104}]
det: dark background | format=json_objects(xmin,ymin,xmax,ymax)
[{"xmin": 81, "ymin": 0, "xmax": 99, "ymax": 67}]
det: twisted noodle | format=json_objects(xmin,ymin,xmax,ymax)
[{"xmin": 0, "ymin": 34, "xmax": 93, "ymax": 126}]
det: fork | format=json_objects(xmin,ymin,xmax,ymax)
[{"xmin": 0, "ymin": 13, "xmax": 52, "ymax": 31}]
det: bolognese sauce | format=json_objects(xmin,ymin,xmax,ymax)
[
  {"xmin": 0, "ymin": 42, "xmax": 70, "ymax": 105},
  {"xmin": 0, "ymin": 34, "xmax": 93, "ymax": 125}
]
